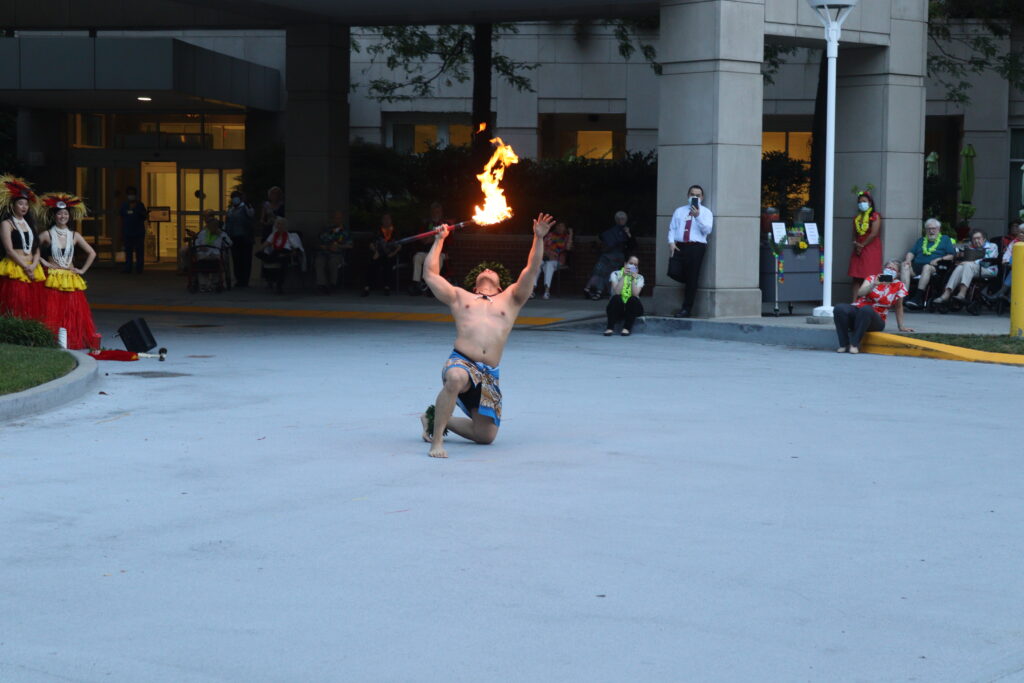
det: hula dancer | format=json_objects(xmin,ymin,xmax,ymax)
[
  {"xmin": 0, "ymin": 175, "xmax": 44, "ymax": 320},
  {"xmin": 420, "ymin": 213, "xmax": 554, "ymax": 458},
  {"xmin": 36, "ymin": 192, "xmax": 98, "ymax": 349}
]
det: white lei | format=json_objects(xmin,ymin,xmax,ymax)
[
  {"xmin": 49, "ymin": 226, "xmax": 75, "ymax": 268},
  {"xmin": 13, "ymin": 217, "xmax": 32, "ymax": 254}
]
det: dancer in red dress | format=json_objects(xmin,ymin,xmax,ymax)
[
  {"xmin": 847, "ymin": 191, "xmax": 883, "ymax": 301},
  {"xmin": 0, "ymin": 175, "xmax": 45, "ymax": 320},
  {"xmin": 36, "ymin": 192, "xmax": 98, "ymax": 350}
]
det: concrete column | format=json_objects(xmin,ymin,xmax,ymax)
[
  {"xmin": 285, "ymin": 24, "xmax": 350, "ymax": 234},
  {"xmin": 832, "ymin": 11, "xmax": 928, "ymax": 303},
  {"xmin": 652, "ymin": 0, "xmax": 765, "ymax": 318}
]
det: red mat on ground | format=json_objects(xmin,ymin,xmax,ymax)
[{"xmin": 87, "ymin": 350, "xmax": 139, "ymax": 361}]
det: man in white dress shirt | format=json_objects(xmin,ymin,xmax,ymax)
[{"xmin": 667, "ymin": 185, "xmax": 713, "ymax": 317}]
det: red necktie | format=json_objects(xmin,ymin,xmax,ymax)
[{"xmin": 683, "ymin": 219, "xmax": 692, "ymax": 242}]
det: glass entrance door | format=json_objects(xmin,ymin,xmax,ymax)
[
  {"xmin": 140, "ymin": 161, "xmax": 178, "ymax": 262},
  {"xmin": 179, "ymin": 168, "xmax": 243, "ymax": 244}
]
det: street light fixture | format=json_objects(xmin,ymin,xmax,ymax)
[{"xmin": 807, "ymin": 0, "xmax": 859, "ymax": 318}]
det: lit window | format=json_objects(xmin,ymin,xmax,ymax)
[
  {"xmin": 762, "ymin": 132, "xmax": 786, "ymax": 155},
  {"xmin": 414, "ymin": 125, "xmax": 438, "ymax": 153},
  {"xmin": 72, "ymin": 114, "xmax": 106, "ymax": 149},
  {"xmin": 787, "ymin": 132, "xmax": 811, "ymax": 162},
  {"xmin": 576, "ymin": 131, "xmax": 613, "ymax": 159},
  {"xmin": 449, "ymin": 124, "xmax": 472, "ymax": 148}
]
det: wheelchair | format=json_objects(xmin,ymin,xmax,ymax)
[
  {"xmin": 903, "ymin": 261, "xmax": 952, "ymax": 312},
  {"xmin": 257, "ymin": 237, "xmax": 306, "ymax": 294},
  {"xmin": 186, "ymin": 241, "xmax": 232, "ymax": 293},
  {"xmin": 931, "ymin": 258, "xmax": 1001, "ymax": 315}
]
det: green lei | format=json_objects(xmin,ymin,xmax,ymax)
[
  {"xmin": 920, "ymin": 235, "xmax": 942, "ymax": 256},
  {"xmin": 854, "ymin": 210, "xmax": 873, "ymax": 236},
  {"xmin": 620, "ymin": 269, "xmax": 632, "ymax": 303}
]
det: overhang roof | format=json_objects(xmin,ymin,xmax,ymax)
[
  {"xmin": 0, "ymin": 0, "xmax": 657, "ymax": 28},
  {"xmin": 0, "ymin": 37, "xmax": 281, "ymax": 111}
]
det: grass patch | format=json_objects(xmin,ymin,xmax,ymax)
[
  {"xmin": 0, "ymin": 343, "xmax": 77, "ymax": 395},
  {"xmin": 911, "ymin": 333, "xmax": 1024, "ymax": 355}
]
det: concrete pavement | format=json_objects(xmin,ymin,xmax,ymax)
[{"xmin": 1, "ymin": 310, "xmax": 1022, "ymax": 681}]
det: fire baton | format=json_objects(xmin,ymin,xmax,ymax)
[{"xmin": 392, "ymin": 219, "xmax": 483, "ymax": 246}]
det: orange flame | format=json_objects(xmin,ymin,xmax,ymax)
[
  {"xmin": 472, "ymin": 137, "xmax": 519, "ymax": 225},
  {"xmin": 476, "ymin": 122, "xmax": 487, "ymax": 134}
]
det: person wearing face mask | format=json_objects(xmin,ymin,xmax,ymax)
[
  {"xmin": 833, "ymin": 258, "xmax": 913, "ymax": 354},
  {"xmin": 604, "ymin": 255, "xmax": 645, "ymax": 336},
  {"xmin": 932, "ymin": 229, "xmax": 998, "ymax": 306},
  {"xmin": 119, "ymin": 185, "xmax": 148, "ymax": 274},
  {"xmin": 667, "ymin": 185, "xmax": 713, "ymax": 318},
  {"xmin": 847, "ymin": 192, "xmax": 882, "ymax": 300},
  {"xmin": 224, "ymin": 190, "xmax": 255, "ymax": 287}
]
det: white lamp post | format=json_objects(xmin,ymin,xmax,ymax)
[{"xmin": 807, "ymin": 0, "xmax": 858, "ymax": 318}]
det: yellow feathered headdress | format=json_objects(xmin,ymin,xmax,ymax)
[
  {"xmin": 37, "ymin": 191, "xmax": 89, "ymax": 225},
  {"xmin": 0, "ymin": 174, "xmax": 39, "ymax": 217}
]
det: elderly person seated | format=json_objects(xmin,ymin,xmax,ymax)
[
  {"xmin": 192, "ymin": 210, "xmax": 232, "ymax": 292},
  {"xmin": 901, "ymin": 218, "xmax": 956, "ymax": 309},
  {"xmin": 314, "ymin": 209, "xmax": 353, "ymax": 294},
  {"xmin": 603, "ymin": 255, "xmax": 645, "ymax": 337},
  {"xmin": 834, "ymin": 258, "xmax": 914, "ymax": 354},
  {"xmin": 983, "ymin": 223, "xmax": 1022, "ymax": 304},
  {"xmin": 256, "ymin": 217, "xmax": 303, "ymax": 293},
  {"xmin": 584, "ymin": 210, "xmax": 635, "ymax": 300},
  {"xmin": 933, "ymin": 229, "xmax": 998, "ymax": 305}
]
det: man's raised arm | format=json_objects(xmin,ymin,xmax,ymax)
[
  {"xmin": 423, "ymin": 225, "xmax": 458, "ymax": 305},
  {"xmin": 510, "ymin": 213, "xmax": 554, "ymax": 305}
]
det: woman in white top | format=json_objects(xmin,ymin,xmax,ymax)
[{"xmin": 604, "ymin": 255, "xmax": 645, "ymax": 336}]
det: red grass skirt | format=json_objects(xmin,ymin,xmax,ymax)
[
  {"xmin": 0, "ymin": 274, "xmax": 47, "ymax": 321},
  {"xmin": 43, "ymin": 289, "xmax": 98, "ymax": 350}
]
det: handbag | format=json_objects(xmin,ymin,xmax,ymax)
[{"xmin": 667, "ymin": 251, "xmax": 686, "ymax": 283}]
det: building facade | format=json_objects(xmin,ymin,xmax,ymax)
[{"xmin": 2, "ymin": 0, "xmax": 1019, "ymax": 315}]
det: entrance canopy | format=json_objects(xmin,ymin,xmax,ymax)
[
  {"xmin": 1, "ymin": 0, "xmax": 657, "ymax": 28},
  {"xmin": 0, "ymin": 37, "xmax": 280, "ymax": 111}
]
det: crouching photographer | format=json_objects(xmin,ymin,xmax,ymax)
[{"xmin": 604, "ymin": 255, "xmax": 645, "ymax": 336}]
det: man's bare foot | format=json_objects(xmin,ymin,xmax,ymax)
[
  {"xmin": 420, "ymin": 413, "xmax": 431, "ymax": 443},
  {"xmin": 429, "ymin": 443, "xmax": 448, "ymax": 458}
]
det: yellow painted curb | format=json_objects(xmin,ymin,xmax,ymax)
[
  {"xmin": 91, "ymin": 303, "xmax": 563, "ymax": 327},
  {"xmin": 860, "ymin": 332, "xmax": 1024, "ymax": 366}
]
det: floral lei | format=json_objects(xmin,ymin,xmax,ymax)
[
  {"xmin": 920, "ymin": 235, "xmax": 942, "ymax": 256},
  {"xmin": 854, "ymin": 210, "xmax": 874, "ymax": 236}
]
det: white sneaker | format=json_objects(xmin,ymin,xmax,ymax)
[
  {"xmin": 529, "ymin": 290, "xmax": 536, "ymax": 298},
  {"xmin": 543, "ymin": 291, "xmax": 550, "ymax": 299}
]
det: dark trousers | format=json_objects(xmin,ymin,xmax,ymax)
[
  {"xmin": 364, "ymin": 256, "xmax": 396, "ymax": 291},
  {"xmin": 123, "ymin": 233, "xmax": 145, "ymax": 272},
  {"xmin": 606, "ymin": 296, "xmax": 644, "ymax": 331},
  {"xmin": 833, "ymin": 303, "xmax": 884, "ymax": 348},
  {"xmin": 586, "ymin": 251, "xmax": 625, "ymax": 294},
  {"xmin": 230, "ymin": 236, "xmax": 253, "ymax": 287},
  {"xmin": 256, "ymin": 249, "xmax": 290, "ymax": 291},
  {"xmin": 671, "ymin": 242, "xmax": 706, "ymax": 312}
]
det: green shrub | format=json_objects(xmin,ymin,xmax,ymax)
[
  {"xmin": 0, "ymin": 315, "xmax": 58, "ymax": 348},
  {"xmin": 346, "ymin": 141, "xmax": 658, "ymax": 237}
]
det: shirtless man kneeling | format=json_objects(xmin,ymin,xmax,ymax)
[{"xmin": 420, "ymin": 213, "xmax": 554, "ymax": 458}]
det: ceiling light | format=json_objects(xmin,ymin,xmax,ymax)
[{"xmin": 137, "ymin": 96, "xmax": 152, "ymax": 102}]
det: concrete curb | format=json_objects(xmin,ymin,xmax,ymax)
[
  {"xmin": 0, "ymin": 350, "xmax": 100, "ymax": 423},
  {"xmin": 533, "ymin": 315, "xmax": 837, "ymax": 350},
  {"xmin": 861, "ymin": 332, "xmax": 1024, "ymax": 366}
]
